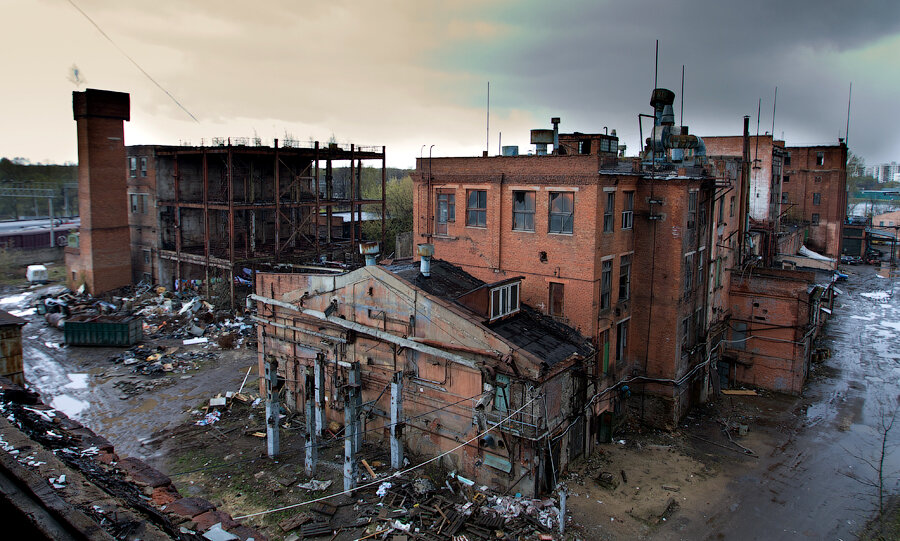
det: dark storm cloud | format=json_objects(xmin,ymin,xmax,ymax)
[{"xmin": 447, "ymin": 0, "xmax": 900, "ymax": 161}]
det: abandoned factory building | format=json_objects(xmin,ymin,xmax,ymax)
[
  {"xmin": 253, "ymin": 259, "xmax": 596, "ymax": 497},
  {"xmin": 66, "ymin": 88, "xmax": 388, "ymax": 303}
]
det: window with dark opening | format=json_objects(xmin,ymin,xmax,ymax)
[
  {"xmin": 436, "ymin": 192, "xmax": 455, "ymax": 236},
  {"xmin": 619, "ymin": 254, "xmax": 631, "ymax": 301},
  {"xmin": 687, "ymin": 191, "xmax": 698, "ymax": 229},
  {"xmin": 621, "ymin": 191, "xmax": 634, "ymax": 230},
  {"xmin": 548, "ymin": 192, "xmax": 574, "ymax": 234},
  {"xmin": 813, "ymin": 192, "xmax": 821, "ymax": 206},
  {"xmin": 816, "ymin": 152, "xmax": 825, "ymax": 166},
  {"xmin": 128, "ymin": 157, "xmax": 137, "ymax": 177},
  {"xmin": 600, "ymin": 260, "xmax": 612, "ymax": 310},
  {"xmin": 512, "ymin": 191, "xmax": 535, "ymax": 231},
  {"xmin": 603, "ymin": 192, "xmax": 615, "ymax": 233},
  {"xmin": 466, "ymin": 190, "xmax": 486, "ymax": 227},
  {"xmin": 616, "ymin": 320, "xmax": 628, "ymax": 361},
  {"xmin": 811, "ymin": 213, "xmax": 820, "ymax": 225},
  {"xmin": 140, "ymin": 157, "xmax": 148, "ymax": 177}
]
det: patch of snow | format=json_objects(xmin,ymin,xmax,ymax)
[{"xmin": 63, "ymin": 373, "xmax": 89, "ymax": 390}]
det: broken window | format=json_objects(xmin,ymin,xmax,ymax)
[
  {"xmin": 784, "ymin": 152, "xmax": 791, "ymax": 166},
  {"xmin": 598, "ymin": 329, "xmax": 610, "ymax": 376},
  {"xmin": 687, "ymin": 191, "xmax": 697, "ymax": 229},
  {"xmin": 813, "ymin": 192, "xmax": 821, "ymax": 206},
  {"xmin": 783, "ymin": 174, "xmax": 790, "ymax": 183},
  {"xmin": 782, "ymin": 192, "xmax": 789, "ymax": 204},
  {"xmin": 436, "ymin": 191, "xmax": 455, "ymax": 236},
  {"xmin": 699, "ymin": 194, "xmax": 707, "ymax": 230},
  {"xmin": 494, "ymin": 373, "xmax": 510, "ymax": 412},
  {"xmin": 549, "ymin": 282, "xmax": 564, "ymax": 317},
  {"xmin": 695, "ymin": 308, "xmax": 704, "ymax": 343},
  {"xmin": 618, "ymin": 254, "xmax": 631, "ymax": 301},
  {"xmin": 681, "ymin": 317, "xmax": 690, "ymax": 353},
  {"xmin": 718, "ymin": 196, "xmax": 724, "ymax": 223},
  {"xmin": 578, "ymin": 140, "xmax": 590, "ymax": 154},
  {"xmin": 143, "ymin": 249, "xmax": 150, "ymax": 264},
  {"xmin": 548, "ymin": 192, "xmax": 574, "ymax": 234},
  {"xmin": 600, "ymin": 260, "xmax": 612, "ymax": 310},
  {"xmin": 129, "ymin": 157, "xmax": 137, "ymax": 177},
  {"xmin": 490, "ymin": 281, "xmax": 520, "ymax": 320},
  {"xmin": 140, "ymin": 156, "xmax": 148, "ymax": 177},
  {"xmin": 621, "ymin": 191, "xmax": 634, "ymax": 230},
  {"xmin": 697, "ymin": 249, "xmax": 704, "ymax": 291},
  {"xmin": 816, "ymin": 152, "xmax": 825, "ymax": 166},
  {"xmin": 730, "ymin": 195, "xmax": 735, "ymax": 217},
  {"xmin": 130, "ymin": 193, "xmax": 139, "ymax": 213},
  {"xmin": 603, "ymin": 192, "xmax": 615, "ymax": 233},
  {"xmin": 814, "ymin": 176, "xmax": 822, "ymax": 183},
  {"xmin": 616, "ymin": 320, "xmax": 628, "ymax": 361},
  {"xmin": 466, "ymin": 190, "xmax": 486, "ymax": 227},
  {"xmin": 684, "ymin": 253, "xmax": 694, "ymax": 295},
  {"xmin": 512, "ymin": 191, "xmax": 535, "ymax": 231},
  {"xmin": 811, "ymin": 213, "xmax": 820, "ymax": 225}
]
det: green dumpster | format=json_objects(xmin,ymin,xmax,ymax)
[{"xmin": 64, "ymin": 315, "xmax": 142, "ymax": 346}]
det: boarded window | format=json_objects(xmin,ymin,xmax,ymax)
[
  {"xmin": 513, "ymin": 191, "xmax": 535, "ymax": 231},
  {"xmin": 466, "ymin": 190, "xmax": 486, "ymax": 227},
  {"xmin": 549, "ymin": 282, "xmax": 564, "ymax": 317},
  {"xmin": 548, "ymin": 192, "xmax": 574, "ymax": 234},
  {"xmin": 598, "ymin": 329, "xmax": 610, "ymax": 376},
  {"xmin": 494, "ymin": 373, "xmax": 510, "ymax": 412}
]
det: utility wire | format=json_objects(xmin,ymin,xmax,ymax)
[
  {"xmin": 66, "ymin": 0, "xmax": 199, "ymax": 123},
  {"xmin": 233, "ymin": 395, "xmax": 540, "ymax": 520}
]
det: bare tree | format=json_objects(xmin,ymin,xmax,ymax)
[{"xmin": 842, "ymin": 399, "xmax": 898, "ymax": 519}]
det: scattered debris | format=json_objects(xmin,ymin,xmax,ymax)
[{"xmin": 297, "ymin": 479, "xmax": 333, "ymax": 491}]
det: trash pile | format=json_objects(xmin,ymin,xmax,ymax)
[
  {"xmin": 34, "ymin": 284, "xmax": 255, "ymax": 347},
  {"xmin": 108, "ymin": 344, "xmax": 218, "ymax": 376},
  {"xmin": 278, "ymin": 473, "xmax": 562, "ymax": 540}
]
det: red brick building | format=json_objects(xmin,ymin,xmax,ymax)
[
  {"xmin": 781, "ymin": 143, "xmax": 848, "ymax": 258},
  {"xmin": 413, "ymin": 95, "xmax": 716, "ymax": 427},
  {"xmin": 704, "ymin": 135, "xmax": 786, "ymax": 225}
]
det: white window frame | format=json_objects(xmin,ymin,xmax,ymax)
[{"xmin": 490, "ymin": 281, "xmax": 520, "ymax": 321}]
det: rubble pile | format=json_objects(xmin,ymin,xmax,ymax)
[
  {"xmin": 279, "ymin": 474, "xmax": 562, "ymax": 540},
  {"xmin": 35, "ymin": 284, "xmax": 255, "ymax": 346},
  {"xmin": 108, "ymin": 345, "xmax": 218, "ymax": 376}
]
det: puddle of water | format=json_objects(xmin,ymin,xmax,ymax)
[
  {"xmin": 9, "ymin": 307, "xmax": 35, "ymax": 317},
  {"xmin": 0, "ymin": 293, "xmax": 28, "ymax": 306},
  {"xmin": 850, "ymin": 315, "xmax": 874, "ymax": 321},
  {"xmin": 50, "ymin": 394, "xmax": 89, "ymax": 418},
  {"xmin": 64, "ymin": 373, "xmax": 89, "ymax": 390},
  {"xmin": 861, "ymin": 291, "xmax": 891, "ymax": 301},
  {"xmin": 880, "ymin": 320, "xmax": 900, "ymax": 331}
]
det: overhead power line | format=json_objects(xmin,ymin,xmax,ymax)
[{"xmin": 65, "ymin": 0, "xmax": 199, "ymax": 123}]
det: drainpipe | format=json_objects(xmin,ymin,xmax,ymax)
[
  {"xmin": 418, "ymin": 243, "xmax": 434, "ymax": 277},
  {"xmin": 739, "ymin": 116, "xmax": 751, "ymax": 263},
  {"xmin": 551, "ymin": 117, "xmax": 560, "ymax": 154}
]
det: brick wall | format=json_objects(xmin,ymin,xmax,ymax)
[{"xmin": 783, "ymin": 144, "xmax": 847, "ymax": 258}]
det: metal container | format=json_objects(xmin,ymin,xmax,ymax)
[{"xmin": 64, "ymin": 315, "xmax": 142, "ymax": 346}]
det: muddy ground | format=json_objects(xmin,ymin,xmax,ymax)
[{"xmin": 3, "ymin": 263, "xmax": 898, "ymax": 540}]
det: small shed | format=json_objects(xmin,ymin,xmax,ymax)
[{"xmin": 0, "ymin": 310, "xmax": 26, "ymax": 386}]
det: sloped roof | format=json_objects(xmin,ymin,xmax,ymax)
[
  {"xmin": 0, "ymin": 310, "xmax": 26, "ymax": 327},
  {"xmin": 387, "ymin": 260, "xmax": 593, "ymax": 367}
]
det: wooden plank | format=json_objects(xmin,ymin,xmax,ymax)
[
  {"xmin": 361, "ymin": 459, "xmax": 377, "ymax": 479},
  {"xmin": 721, "ymin": 389, "xmax": 757, "ymax": 396}
]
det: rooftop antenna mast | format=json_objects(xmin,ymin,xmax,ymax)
[
  {"xmin": 486, "ymin": 82, "xmax": 490, "ymax": 155},
  {"xmin": 846, "ymin": 82, "xmax": 852, "ymax": 145},
  {"xmin": 753, "ymin": 98, "xmax": 761, "ymax": 170},
  {"xmin": 680, "ymin": 65, "xmax": 684, "ymax": 126},
  {"xmin": 772, "ymin": 86, "xmax": 777, "ymax": 137}
]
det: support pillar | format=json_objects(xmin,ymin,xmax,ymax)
[
  {"xmin": 265, "ymin": 357, "xmax": 280, "ymax": 457},
  {"xmin": 343, "ymin": 361, "xmax": 361, "ymax": 492},
  {"xmin": 314, "ymin": 353, "xmax": 325, "ymax": 436},
  {"xmin": 390, "ymin": 371, "xmax": 404, "ymax": 469},
  {"xmin": 304, "ymin": 366, "xmax": 317, "ymax": 476}
]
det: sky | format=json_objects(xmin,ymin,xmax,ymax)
[{"xmin": 2, "ymin": 0, "xmax": 899, "ymax": 169}]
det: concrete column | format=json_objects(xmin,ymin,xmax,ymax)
[
  {"xmin": 304, "ymin": 366, "xmax": 317, "ymax": 476},
  {"xmin": 314, "ymin": 353, "xmax": 325, "ymax": 436},
  {"xmin": 265, "ymin": 358, "xmax": 280, "ymax": 457},
  {"xmin": 343, "ymin": 362, "xmax": 361, "ymax": 492},
  {"xmin": 390, "ymin": 371, "xmax": 404, "ymax": 469}
]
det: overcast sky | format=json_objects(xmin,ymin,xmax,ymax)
[{"xmin": 2, "ymin": 0, "xmax": 899, "ymax": 168}]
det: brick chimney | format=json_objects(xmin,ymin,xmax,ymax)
[{"xmin": 65, "ymin": 89, "xmax": 132, "ymax": 295}]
